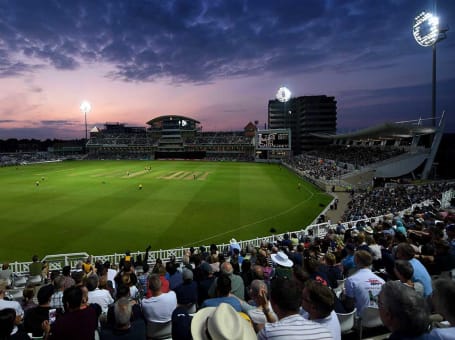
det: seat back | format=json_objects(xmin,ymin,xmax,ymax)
[
  {"xmin": 27, "ymin": 275, "xmax": 42, "ymax": 286},
  {"xmin": 146, "ymin": 320, "xmax": 172, "ymax": 340},
  {"xmin": 13, "ymin": 275, "xmax": 27, "ymax": 288},
  {"xmin": 336, "ymin": 308, "xmax": 357, "ymax": 333},
  {"xmin": 6, "ymin": 288, "xmax": 24, "ymax": 301},
  {"xmin": 360, "ymin": 306, "xmax": 383, "ymax": 328},
  {"xmin": 336, "ymin": 279, "xmax": 346, "ymax": 289}
]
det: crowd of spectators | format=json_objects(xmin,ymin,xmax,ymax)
[
  {"xmin": 342, "ymin": 182, "xmax": 454, "ymax": 221},
  {"xmin": 288, "ymin": 155, "xmax": 350, "ymax": 181},
  {"xmin": 0, "ymin": 153, "xmax": 69, "ymax": 167},
  {"xmin": 306, "ymin": 145, "xmax": 406, "ymax": 168}
]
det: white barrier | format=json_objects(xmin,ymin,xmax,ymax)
[{"xmin": 7, "ymin": 197, "xmax": 440, "ymax": 276}]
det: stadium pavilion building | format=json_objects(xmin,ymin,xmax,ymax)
[{"xmin": 87, "ymin": 115, "xmax": 256, "ymax": 161}]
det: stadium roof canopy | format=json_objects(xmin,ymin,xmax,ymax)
[
  {"xmin": 311, "ymin": 122, "xmax": 436, "ymax": 140},
  {"xmin": 146, "ymin": 115, "xmax": 200, "ymax": 125}
]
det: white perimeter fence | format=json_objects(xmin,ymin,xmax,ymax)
[{"xmin": 6, "ymin": 196, "xmax": 439, "ymax": 276}]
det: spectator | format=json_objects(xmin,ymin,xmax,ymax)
[
  {"xmin": 42, "ymin": 286, "xmax": 98, "ymax": 340},
  {"xmin": 86, "ymin": 274, "xmax": 114, "ymax": 314},
  {"xmin": 446, "ymin": 224, "xmax": 455, "ymax": 256},
  {"xmin": 0, "ymin": 280, "xmax": 24, "ymax": 323},
  {"xmin": 50, "ymin": 275, "xmax": 65, "ymax": 311},
  {"xmin": 197, "ymin": 262, "xmax": 215, "ymax": 306},
  {"xmin": 81, "ymin": 256, "xmax": 95, "ymax": 275},
  {"xmin": 173, "ymin": 268, "xmax": 197, "ymax": 310},
  {"xmin": 320, "ymin": 252, "xmax": 343, "ymax": 289},
  {"xmin": 300, "ymin": 279, "xmax": 341, "ymax": 340},
  {"xmin": 378, "ymin": 280, "xmax": 430, "ymax": 339},
  {"xmin": 429, "ymin": 278, "xmax": 455, "ymax": 339},
  {"xmin": 396, "ymin": 242, "xmax": 433, "ymax": 297},
  {"xmin": 257, "ymin": 277, "xmax": 332, "ymax": 340},
  {"xmin": 61, "ymin": 266, "xmax": 75, "ymax": 290},
  {"xmin": 165, "ymin": 261, "xmax": 183, "ymax": 290},
  {"xmin": 229, "ymin": 238, "xmax": 241, "ymax": 255},
  {"xmin": 201, "ymin": 275, "xmax": 242, "ymax": 312},
  {"xmin": 393, "ymin": 260, "xmax": 424, "ymax": 296},
  {"xmin": 105, "ymin": 285, "xmax": 144, "ymax": 329},
  {"xmin": 141, "ymin": 274, "xmax": 176, "ymax": 324},
  {"xmin": 208, "ymin": 262, "xmax": 245, "ymax": 299},
  {"xmin": 191, "ymin": 303, "xmax": 256, "ymax": 340},
  {"xmin": 20, "ymin": 287, "xmax": 37, "ymax": 312},
  {"xmin": 24, "ymin": 284, "xmax": 54, "ymax": 337},
  {"xmin": 0, "ymin": 308, "xmax": 30, "ymax": 340},
  {"xmin": 28, "ymin": 255, "xmax": 42, "ymax": 283},
  {"xmin": 137, "ymin": 263, "xmax": 150, "ymax": 297},
  {"xmin": 271, "ymin": 251, "xmax": 293, "ymax": 279},
  {"xmin": 342, "ymin": 250, "xmax": 385, "ymax": 316},
  {"xmin": 0, "ymin": 264, "xmax": 13, "ymax": 287},
  {"xmin": 99, "ymin": 297, "xmax": 146, "ymax": 339},
  {"xmin": 236, "ymin": 279, "xmax": 277, "ymax": 327},
  {"xmin": 341, "ymin": 243, "xmax": 356, "ymax": 276}
]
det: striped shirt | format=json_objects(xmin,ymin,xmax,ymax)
[{"xmin": 257, "ymin": 314, "xmax": 333, "ymax": 340}]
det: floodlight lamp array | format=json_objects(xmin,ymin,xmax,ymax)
[
  {"xmin": 413, "ymin": 11, "xmax": 440, "ymax": 47},
  {"xmin": 276, "ymin": 86, "xmax": 291, "ymax": 103},
  {"xmin": 80, "ymin": 100, "xmax": 92, "ymax": 114}
]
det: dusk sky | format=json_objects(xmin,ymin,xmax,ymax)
[{"xmin": 0, "ymin": 0, "xmax": 454, "ymax": 140}]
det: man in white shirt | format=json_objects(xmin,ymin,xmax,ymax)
[
  {"xmin": 0, "ymin": 280, "xmax": 24, "ymax": 323},
  {"xmin": 141, "ymin": 273, "xmax": 177, "ymax": 323},
  {"xmin": 86, "ymin": 274, "xmax": 114, "ymax": 313},
  {"xmin": 342, "ymin": 250, "xmax": 385, "ymax": 316}
]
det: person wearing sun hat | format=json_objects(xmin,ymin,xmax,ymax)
[
  {"xmin": 270, "ymin": 251, "xmax": 293, "ymax": 279},
  {"xmin": 230, "ymin": 238, "xmax": 241, "ymax": 255},
  {"xmin": 191, "ymin": 302, "xmax": 256, "ymax": 340}
]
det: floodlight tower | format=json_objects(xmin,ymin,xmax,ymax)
[
  {"xmin": 275, "ymin": 86, "xmax": 292, "ymax": 129},
  {"xmin": 80, "ymin": 100, "xmax": 91, "ymax": 148},
  {"xmin": 413, "ymin": 10, "xmax": 448, "ymax": 126}
]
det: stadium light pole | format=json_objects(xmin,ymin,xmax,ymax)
[
  {"xmin": 413, "ymin": 10, "xmax": 448, "ymax": 126},
  {"xmin": 276, "ymin": 86, "xmax": 291, "ymax": 129},
  {"xmin": 80, "ymin": 100, "xmax": 91, "ymax": 150}
]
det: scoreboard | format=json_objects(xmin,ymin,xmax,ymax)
[{"xmin": 256, "ymin": 129, "xmax": 291, "ymax": 150}]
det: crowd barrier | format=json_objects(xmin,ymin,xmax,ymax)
[{"xmin": 6, "ymin": 198, "xmax": 436, "ymax": 276}]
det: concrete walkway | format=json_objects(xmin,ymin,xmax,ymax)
[{"xmin": 325, "ymin": 191, "xmax": 351, "ymax": 223}]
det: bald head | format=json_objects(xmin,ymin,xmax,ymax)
[{"xmin": 221, "ymin": 262, "xmax": 233, "ymax": 275}]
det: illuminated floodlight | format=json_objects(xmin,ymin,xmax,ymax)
[
  {"xmin": 413, "ymin": 10, "xmax": 449, "ymax": 127},
  {"xmin": 80, "ymin": 100, "xmax": 91, "ymax": 144},
  {"xmin": 80, "ymin": 100, "xmax": 92, "ymax": 114},
  {"xmin": 276, "ymin": 86, "xmax": 291, "ymax": 103},
  {"xmin": 413, "ymin": 11, "xmax": 440, "ymax": 47}
]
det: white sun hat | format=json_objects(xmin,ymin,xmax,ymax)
[{"xmin": 271, "ymin": 251, "xmax": 293, "ymax": 268}]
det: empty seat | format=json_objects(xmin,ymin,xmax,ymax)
[
  {"xmin": 336, "ymin": 308, "xmax": 356, "ymax": 333},
  {"xmin": 358, "ymin": 306, "xmax": 383, "ymax": 339},
  {"xmin": 13, "ymin": 275, "xmax": 27, "ymax": 288},
  {"xmin": 146, "ymin": 320, "xmax": 172, "ymax": 340}
]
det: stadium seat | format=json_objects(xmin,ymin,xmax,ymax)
[
  {"xmin": 27, "ymin": 275, "xmax": 42, "ymax": 286},
  {"xmin": 6, "ymin": 288, "xmax": 23, "ymax": 301},
  {"xmin": 357, "ymin": 306, "xmax": 383, "ymax": 339},
  {"xmin": 336, "ymin": 308, "xmax": 356, "ymax": 334},
  {"xmin": 146, "ymin": 320, "xmax": 172, "ymax": 340},
  {"xmin": 13, "ymin": 275, "xmax": 27, "ymax": 288},
  {"xmin": 334, "ymin": 279, "xmax": 346, "ymax": 297}
]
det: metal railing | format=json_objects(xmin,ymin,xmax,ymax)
[{"xmin": 6, "ymin": 198, "xmax": 437, "ymax": 276}]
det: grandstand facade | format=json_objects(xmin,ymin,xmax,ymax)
[{"xmin": 87, "ymin": 116, "xmax": 255, "ymax": 161}]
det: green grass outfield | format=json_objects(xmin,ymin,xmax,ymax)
[{"xmin": 0, "ymin": 160, "xmax": 331, "ymax": 262}]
